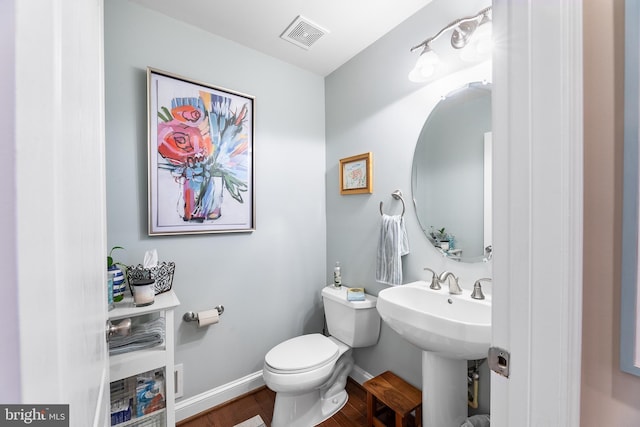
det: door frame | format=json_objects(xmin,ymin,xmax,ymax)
[
  {"xmin": 9, "ymin": 0, "xmax": 584, "ymax": 425},
  {"xmin": 491, "ymin": 0, "xmax": 583, "ymax": 425},
  {"xmin": 13, "ymin": 0, "xmax": 109, "ymax": 425}
]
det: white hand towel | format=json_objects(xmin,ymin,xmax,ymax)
[{"xmin": 376, "ymin": 214, "xmax": 410, "ymax": 286}]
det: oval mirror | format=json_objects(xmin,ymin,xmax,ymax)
[{"xmin": 411, "ymin": 81, "xmax": 492, "ymax": 262}]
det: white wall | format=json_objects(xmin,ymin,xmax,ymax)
[
  {"xmin": 0, "ymin": 0, "xmax": 20, "ymax": 404},
  {"xmin": 104, "ymin": 1, "xmax": 326, "ymax": 401},
  {"xmin": 325, "ymin": 0, "xmax": 491, "ymax": 413}
]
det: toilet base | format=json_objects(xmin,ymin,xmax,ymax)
[
  {"xmin": 270, "ymin": 350, "xmax": 353, "ymax": 427},
  {"xmin": 271, "ymin": 388, "xmax": 348, "ymax": 427}
]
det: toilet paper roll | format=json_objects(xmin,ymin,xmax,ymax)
[{"xmin": 197, "ymin": 309, "xmax": 219, "ymax": 328}]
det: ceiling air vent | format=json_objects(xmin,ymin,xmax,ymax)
[{"xmin": 280, "ymin": 15, "xmax": 329, "ymax": 50}]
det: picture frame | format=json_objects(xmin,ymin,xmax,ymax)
[
  {"xmin": 339, "ymin": 152, "xmax": 373, "ymax": 195},
  {"xmin": 147, "ymin": 67, "xmax": 255, "ymax": 235}
]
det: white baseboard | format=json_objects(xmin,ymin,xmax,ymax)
[
  {"xmin": 174, "ymin": 365, "xmax": 373, "ymax": 422},
  {"xmin": 349, "ymin": 364, "xmax": 374, "ymax": 385},
  {"xmin": 175, "ymin": 371, "xmax": 265, "ymax": 422}
]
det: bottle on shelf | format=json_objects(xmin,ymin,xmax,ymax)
[{"xmin": 333, "ymin": 262, "xmax": 342, "ymax": 288}]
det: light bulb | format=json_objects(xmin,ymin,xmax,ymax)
[
  {"xmin": 460, "ymin": 20, "xmax": 492, "ymax": 62},
  {"xmin": 408, "ymin": 48, "xmax": 440, "ymax": 82}
]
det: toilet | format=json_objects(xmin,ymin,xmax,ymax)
[{"xmin": 263, "ymin": 285, "xmax": 381, "ymax": 427}]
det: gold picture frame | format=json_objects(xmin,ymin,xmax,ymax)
[{"xmin": 339, "ymin": 152, "xmax": 373, "ymax": 195}]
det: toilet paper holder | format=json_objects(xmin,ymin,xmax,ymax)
[{"xmin": 183, "ymin": 305, "xmax": 224, "ymax": 322}]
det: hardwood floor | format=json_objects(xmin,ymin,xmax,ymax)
[{"xmin": 177, "ymin": 378, "xmax": 368, "ymax": 427}]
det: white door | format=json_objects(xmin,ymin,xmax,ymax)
[
  {"xmin": 15, "ymin": 0, "xmax": 110, "ymax": 425},
  {"xmin": 491, "ymin": 1, "xmax": 583, "ymax": 426}
]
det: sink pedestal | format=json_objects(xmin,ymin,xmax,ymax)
[
  {"xmin": 422, "ymin": 352, "xmax": 468, "ymax": 427},
  {"xmin": 375, "ymin": 281, "xmax": 490, "ymax": 426}
]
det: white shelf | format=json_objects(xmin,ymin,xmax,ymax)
[
  {"xmin": 109, "ymin": 290, "xmax": 180, "ymax": 321},
  {"xmin": 108, "ymin": 289, "xmax": 179, "ymax": 427},
  {"xmin": 110, "ymin": 348, "xmax": 167, "ymax": 382}
]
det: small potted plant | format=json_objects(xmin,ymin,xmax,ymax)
[
  {"xmin": 107, "ymin": 246, "xmax": 126, "ymax": 302},
  {"xmin": 430, "ymin": 227, "xmax": 452, "ymax": 251}
]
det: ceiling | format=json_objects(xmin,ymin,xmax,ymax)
[{"xmin": 130, "ymin": 0, "xmax": 434, "ymax": 76}]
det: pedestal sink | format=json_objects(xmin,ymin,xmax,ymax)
[{"xmin": 376, "ymin": 280, "xmax": 491, "ymax": 427}]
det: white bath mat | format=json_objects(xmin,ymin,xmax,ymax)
[{"xmin": 233, "ymin": 415, "xmax": 266, "ymax": 427}]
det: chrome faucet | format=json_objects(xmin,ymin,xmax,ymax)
[
  {"xmin": 471, "ymin": 278, "xmax": 491, "ymax": 300},
  {"xmin": 438, "ymin": 271, "xmax": 463, "ymax": 294},
  {"xmin": 424, "ymin": 267, "xmax": 441, "ymax": 290}
]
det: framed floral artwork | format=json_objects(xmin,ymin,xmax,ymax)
[
  {"xmin": 147, "ymin": 68, "xmax": 255, "ymax": 235},
  {"xmin": 339, "ymin": 152, "xmax": 373, "ymax": 195}
]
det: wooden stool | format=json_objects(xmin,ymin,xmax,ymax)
[{"xmin": 362, "ymin": 371, "xmax": 422, "ymax": 427}]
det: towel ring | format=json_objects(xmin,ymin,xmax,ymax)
[{"xmin": 379, "ymin": 190, "xmax": 405, "ymax": 216}]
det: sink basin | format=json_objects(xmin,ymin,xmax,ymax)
[{"xmin": 376, "ymin": 280, "xmax": 491, "ymax": 359}]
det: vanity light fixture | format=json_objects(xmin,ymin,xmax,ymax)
[
  {"xmin": 409, "ymin": 6, "xmax": 492, "ymax": 82},
  {"xmin": 408, "ymin": 44, "xmax": 440, "ymax": 82}
]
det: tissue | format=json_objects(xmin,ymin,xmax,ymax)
[{"xmin": 143, "ymin": 249, "xmax": 158, "ymax": 269}]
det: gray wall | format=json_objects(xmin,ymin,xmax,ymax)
[
  {"xmin": 325, "ymin": 0, "xmax": 492, "ymax": 412},
  {"xmin": 105, "ymin": 1, "xmax": 326, "ymax": 400}
]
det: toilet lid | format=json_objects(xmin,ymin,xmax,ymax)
[{"xmin": 265, "ymin": 334, "xmax": 339, "ymax": 373}]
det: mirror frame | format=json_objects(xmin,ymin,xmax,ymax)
[
  {"xmin": 621, "ymin": 0, "xmax": 640, "ymax": 376},
  {"xmin": 411, "ymin": 81, "xmax": 492, "ymax": 263}
]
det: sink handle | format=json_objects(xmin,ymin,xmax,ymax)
[
  {"xmin": 471, "ymin": 278, "xmax": 492, "ymax": 300},
  {"xmin": 424, "ymin": 268, "xmax": 441, "ymax": 290}
]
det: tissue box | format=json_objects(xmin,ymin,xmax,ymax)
[
  {"xmin": 126, "ymin": 262, "xmax": 175, "ymax": 295},
  {"xmin": 347, "ymin": 287, "xmax": 366, "ymax": 301}
]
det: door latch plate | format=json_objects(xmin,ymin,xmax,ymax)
[{"xmin": 488, "ymin": 346, "xmax": 510, "ymax": 378}]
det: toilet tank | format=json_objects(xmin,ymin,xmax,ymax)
[{"xmin": 321, "ymin": 286, "xmax": 381, "ymax": 347}]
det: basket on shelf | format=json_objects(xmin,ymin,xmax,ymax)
[{"xmin": 126, "ymin": 262, "xmax": 175, "ymax": 295}]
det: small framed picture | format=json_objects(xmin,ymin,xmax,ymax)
[{"xmin": 339, "ymin": 152, "xmax": 373, "ymax": 195}]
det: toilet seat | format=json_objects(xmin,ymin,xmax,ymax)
[{"xmin": 265, "ymin": 334, "xmax": 339, "ymax": 374}]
